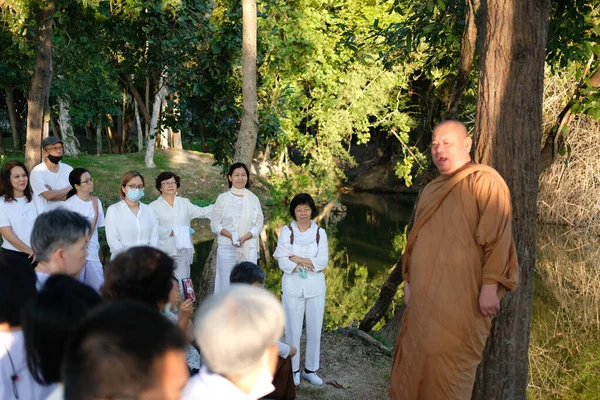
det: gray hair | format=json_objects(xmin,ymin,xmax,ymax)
[
  {"xmin": 31, "ymin": 209, "xmax": 91, "ymax": 262},
  {"xmin": 195, "ymin": 285, "xmax": 284, "ymax": 377}
]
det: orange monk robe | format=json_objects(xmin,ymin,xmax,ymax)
[{"xmin": 390, "ymin": 163, "xmax": 518, "ymax": 400}]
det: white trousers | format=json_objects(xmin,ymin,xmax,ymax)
[
  {"xmin": 172, "ymin": 255, "xmax": 191, "ymax": 296},
  {"xmin": 78, "ymin": 260, "xmax": 104, "ymax": 292},
  {"xmin": 214, "ymin": 243, "xmax": 257, "ymax": 294},
  {"xmin": 282, "ymin": 293, "xmax": 325, "ymax": 372}
]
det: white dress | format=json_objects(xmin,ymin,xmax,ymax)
[
  {"xmin": 210, "ymin": 191, "xmax": 264, "ymax": 293},
  {"xmin": 63, "ymin": 195, "xmax": 106, "ymax": 291},
  {"xmin": 150, "ymin": 196, "xmax": 213, "ymax": 285},
  {"xmin": 105, "ymin": 200, "xmax": 159, "ymax": 260},
  {"xmin": 0, "ymin": 330, "xmax": 56, "ymax": 400},
  {"xmin": 275, "ymin": 220, "xmax": 328, "ymax": 372},
  {"xmin": 29, "ymin": 161, "xmax": 73, "ymax": 211},
  {"xmin": 0, "ymin": 195, "xmax": 43, "ymax": 252}
]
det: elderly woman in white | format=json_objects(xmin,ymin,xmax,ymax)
[
  {"xmin": 181, "ymin": 285, "xmax": 283, "ymax": 400},
  {"xmin": 150, "ymin": 171, "xmax": 213, "ymax": 290},
  {"xmin": 210, "ymin": 162, "xmax": 264, "ymax": 293},
  {"xmin": 105, "ymin": 171, "xmax": 158, "ymax": 260},
  {"xmin": 274, "ymin": 193, "xmax": 328, "ymax": 387}
]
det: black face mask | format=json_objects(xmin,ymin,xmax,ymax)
[{"xmin": 47, "ymin": 154, "xmax": 63, "ymax": 164}]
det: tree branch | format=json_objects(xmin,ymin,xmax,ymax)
[{"xmin": 127, "ymin": 75, "xmax": 152, "ymax": 124}]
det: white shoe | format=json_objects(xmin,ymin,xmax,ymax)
[
  {"xmin": 301, "ymin": 370, "xmax": 323, "ymax": 386},
  {"xmin": 293, "ymin": 371, "xmax": 300, "ymax": 386}
]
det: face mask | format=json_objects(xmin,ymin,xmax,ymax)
[
  {"xmin": 47, "ymin": 154, "xmax": 63, "ymax": 164},
  {"xmin": 126, "ymin": 188, "xmax": 144, "ymax": 202},
  {"xmin": 163, "ymin": 303, "xmax": 172, "ymax": 315}
]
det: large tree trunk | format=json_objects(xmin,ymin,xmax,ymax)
[
  {"xmin": 445, "ymin": 0, "xmax": 480, "ymax": 119},
  {"xmin": 198, "ymin": 0, "xmax": 259, "ymax": 303},
  {"xmin": 471, "ymin": 0, "xmax": 550, "ymax": 399},
  {"xmin": 233, "ymin": 0, "xmax": 258, "ymax": 167},
  {"xmin": 145, "ymin": 75, "xmax": 168, "ymax": 168},
  {"xmin": 5, "ymin": 88, "xmax": 21, "ymax": 150},
  {"xmin": 134, "ymin": 100, "xmax": 143, "ymax": 152},
  {"xmin": 25, "ymin": 0, "xmax": 55, "ymax": 171},
  {"xmin": 57, "ymin": 97, "xmax": 81, "ymax": 156},
  {"xmin": 96, "ymin": 122, "xmax": 102, "ymax": 155}
]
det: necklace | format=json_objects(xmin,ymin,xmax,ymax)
[{"xmin": 3, "ymin": 342, "xmax": 20, "ymax": 398}]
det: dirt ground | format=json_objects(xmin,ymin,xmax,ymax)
[{"xmin": 294, "ymin": 331, "xmax": 392, "ymax": 400}]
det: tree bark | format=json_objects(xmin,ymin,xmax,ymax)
[
  {"xmin": 127, "ymin": 75, "xmax": 152, "ymax": 125},
  {"xmin": 5, "ymin": 88, "xmax": 20, "ymax": 150},
  {"xmin": 445, "ymin": 0, "xmax": 480, "ymax": 119},
  {"xmin": 145, "ymin": 75, "xmax": 168, "ymax": 168},
  {"xmin": 159, "ymin": 97, "xmax": 169, "ymax": 149},
  {"xmin": 96, "ymin": 122, "xmax": 102, "ymax": 155},
  {"xmin": 233, "ymin": 0, "xmax": 258, "ymax": 167},
  {"xmin": 134, "ymin": 100, "xmax": 143, "ymax": 152},
  {"xmin": 57, "ymin": 97, "xmax": 80, "ymax": 156},
  {"xmin": 359, "ymin": 259, "xmax": 403, "ymax": 332},
  {"xmin": 471, "ymin": 0, "xmax": 550, "ymax": 398},
  {"xmin": 25, "ymin": 0, "xmax": 55, "ymax": 171}
]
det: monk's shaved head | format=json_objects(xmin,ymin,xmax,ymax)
[{"xmin": 431, "ymin": 120, "xmax": 473, "ymax": 175}]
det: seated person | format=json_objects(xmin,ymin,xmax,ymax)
[
  {"xmin": 230, "ymin": 261, "xmax": 297, "ymax": 400},
  {"xmin": 30, "ymin": 209, "xmax": 91, "ymax": 289},
  {"xmin": 62, "ymin": 301, "xmax": 189, "ymax": 400},
  {"xmin": 0, "ymin": 254, "xmax": 54, "ymax": 400},
  {"xmin": 22, "ymin": 275, "xmax": 102, "ymax": 399},
  {"xmin": 182, "ymin": 285, "xmax": 284, "ymax": 400}
]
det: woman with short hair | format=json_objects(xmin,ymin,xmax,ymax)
[
  {"xmin": 63, "ymin": 168, "xmax": 106, "ymax": 291},
  {"xmin": 274, "ymin": 193, "xmax": 329, "ymax": 386},
  {"xmin": 150, "ymin": 171, "xmax": 213, "ymax": 292},
  {"xmin": 105, "ymin": 171, "xmax": 159, "ymax": 260},
  {"xmin": 0, "ymin": 161, "xmax": 43, "ymax": 264},
  {"xmin": 210, "ymin": 162, "xmax": 264, "ymax": 293}
]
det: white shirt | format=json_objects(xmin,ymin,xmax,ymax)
[
  {"xmin": 105, "ymin": 200, "xmax": 159, "ymax": 259},
  {"xmin": 210, "ymin": 191, "xmax": 264, "ymax": 249},
  {"xmin": 150, "ymin": 196, "xmax": 213, "ymax": 256},
  {"xmin": 29, "ymin": 161, "xmax": 73, "ymax": 211},
  {"xmin": 63, "ymin": 195, "xmax": 105, "ymax": 262},
  {"xmin": 0, "ymin": 196, "xmax": 43, "ymax": 251},
  {"xmin": 181, "ymin": 366, "xmax": 273, "ymax": 400},
  {"xmin": 36, "ymin": 271, "xmax": 51, "ymax": 290},
  {"xmin": 0, "ymin": 330, "xmax": 56, "ymax": 400},
  {"xmin": 276, "ymin": 221, "xmax": 329, "ymax": 298}
]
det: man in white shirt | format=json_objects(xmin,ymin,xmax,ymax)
[{"xmin": 29, "ymin": 136, "xmax": 73, "ymax": 211}]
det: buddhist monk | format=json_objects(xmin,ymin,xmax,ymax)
[{"xmin": 390, "ymin": 120, "xmax": 518, "ymax": 399}]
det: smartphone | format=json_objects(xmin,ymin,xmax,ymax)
[{"xmin": 182, "ymin": 278, "xmax": 197, "ymax": 303}]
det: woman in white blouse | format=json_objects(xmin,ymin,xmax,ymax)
[
  {"xmin": 150, "ymin": 171, "xmax": 213, "ymax": 289},
  {"xmin": 105, "ymin": 171, "xmax": 159, "ymax": 260},
  {"xmin": 63, "ymin": 168, "xmax": 106, "ymax": 291},
  {"xmin": 274, "ymin": 193, "xmax": 328, "ymax": 387},
  {"xmin": 210, "ymin": 162, "xmax": 264, "ymax": 293},
  {"xmin": 0, "ymin": 161, "xmax": 43, "ymax": 264}
]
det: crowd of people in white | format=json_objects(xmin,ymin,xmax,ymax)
[{"xmin": 0, "ymin": 137, "xmax": 329, "ymax": 400}]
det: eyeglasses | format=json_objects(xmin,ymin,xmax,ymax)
[
  {"xmin": 161, "ymin": 181, "xmax": 177, "ymax": 186},
  {"xmin": 81, "ymin": 178, "xmax": 94, "ymax": 185},
  {"xmin": 46, "ymin": 146, "xmax": 64, "ymax": 152},
  {"xmin": 295, "ymin": 206, "xmax": 312, "ymax": 214},
  {"xmin": 125, "ymin": 185, "xmax": 144, "ymax": 190}
]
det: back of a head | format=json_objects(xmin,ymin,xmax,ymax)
[
  {"xmin": 229, "ymin": 261, "xmax": 266, "ymax": 286},
  {"xmin": 22, "ymin": 275, "xmax": 102, "ymax": 385},
  {"xmin": 195, "ymin": 285, "xmax": 284, "ymax": 378},
  {"xmin": 31, "ymin": 209, "xmax": 91, "ymax": 262},
  {"xmin": 102, "ymin": 246, "xmax": 174, "ymax": 307},
  {"xmin": 0, "ymin": 254, "xmax": 37, "ymax": 327},
  {"xmin": 63, "ymin": 301, "xmax": 186, "ymax": 400}
]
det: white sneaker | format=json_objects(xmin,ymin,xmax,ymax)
[
  {"xmin": 293, "ymin": 371, "xmax": 300, "ymax": 386},
  {"xmin": 301, "ymin": 370, "xmax": 323, "ymax": 386}
]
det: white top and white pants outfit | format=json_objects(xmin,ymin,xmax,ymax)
[
  {"xmin": 0, "ymin": 195, "xmax": 43, "ymax": 256},
  {"xmin": 105, "ymin": 200, "xmax": 159, "ymax": 260},
  {"xmin": 210, "ymin": 191, "xmax": 264, "ymax": 293},
  {"xmin": 0, "ymin": 330, "xmax": 55, "ymax": 400},
  {"xmin": 29, "ymin": 161, "xmax": 73, "ymax": 211},
  {"xmin": 150, "ymin": 196, "xmax": 213, "ymax": 290},
  {"xmin": 64, "ymin": 195, "xmax": 106, "ymax": 291},
  {"xmin": 275, "ymin": 220, "xmax": 328, "ymax": 373}
]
